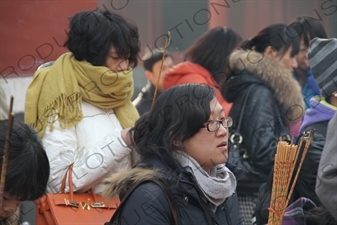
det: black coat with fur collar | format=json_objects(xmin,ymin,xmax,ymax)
[
  {"xmin": 223, "ymin": 49, "xmax": 304, "ymax": 195},
  {"xmin": 104, "ymin": 155, "xmax": 243, "ymax": 225}
]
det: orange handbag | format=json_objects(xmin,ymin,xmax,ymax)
[{"xmin": 36, "ymin": 164, "xmax": 120, "ymax": 225}]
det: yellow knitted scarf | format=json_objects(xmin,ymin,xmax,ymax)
[{"xmin": 25, "ymin": 52, "xmax": 139, "ymax": 138}]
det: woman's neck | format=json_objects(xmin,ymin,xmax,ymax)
[
  {"xmin": 295, "ymin": 69, "xmax": 308, "ymax": 87},
  {"xmin": 330, "ymin": 96, "xmax": 337, "ymax": 108}
]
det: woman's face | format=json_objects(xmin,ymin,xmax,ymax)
[
  {"xmin": 0, "ymin": 193, "xmax": 22, "ymax": 221},
  {"xmin": 147, "ymin": 56, "xmax": 174, "ymax": 91},
  {"xmin": 183, "ymin": 98, "xmax": 229, "ymax": 172},
  {"xmin": 105, "ymin": 46, "xmax": 130, "ymax": 72},
  {"xmin": 295, "ymin": 38, "xmax": 309, "ymax": 72}
]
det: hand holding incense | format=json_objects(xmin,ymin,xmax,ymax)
[{"xmin": 268, "ymin": 131, "xmax": 313, "ymax": 225}]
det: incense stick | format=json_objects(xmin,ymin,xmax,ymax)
[
  {"xmin": 151, "ymin": 31, "xmax": 171, "ymax": 110},
  {"xmin": 0, "ymin": 96, "xmax": 15, "ymax": 210},
  {"xmin": 284, "ymin": 131, "xmax": 313, "ymax": 210}
]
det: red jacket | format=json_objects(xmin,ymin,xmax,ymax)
[{"xmin": 163, "ymin": 61, "xmax": 232, "ymax": 115}]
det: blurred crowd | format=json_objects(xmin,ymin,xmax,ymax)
[{"xmin": 1, "ymin": 9, "xmax": 336, "ymax": 225}]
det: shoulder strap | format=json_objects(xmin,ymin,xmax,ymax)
[
  {"xmin": 223, "ymin": 203, "xmax": 233, "ymax": 225},
  {"xmin": 234, "ymin": 85, "xmax": 255, "ymax": 132},
  {"xmin": 230, "ymin": 85, "xmax": 255, "ymax": 145},
  {"xmin": 152, "ymin": 180, "xmax": 179, "ymax": 225},
  {"xmin": 106, "ymin": 179, "xmax": 179, "ymax": 225},
  {"xmin": 273, "ymin": 103, "xmax": 291, "ymax": 141}
]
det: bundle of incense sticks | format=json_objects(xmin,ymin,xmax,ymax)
[{"xmin": 268, "ymin": 131, "xmax": 313, "ymax": 225}]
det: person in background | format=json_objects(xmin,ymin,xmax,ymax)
[
  {"xmin": 288, "ymin": 17, "xmax": 328, "ymax": 137},
  {"xmin": 290, "ymin": 16, "xmax": 328, "ymax": 109},
  {"xmin": 295, "ymin": 37, "xmax": 337, "ymax": 206},
  {"xmin": 104, "ymin": 84, "xmax": 242, "ymax": 225},
  {"xmin": 133, "ymin": 48, "xmax": 174, "ymax": 116},
  {"xmin": 162, "ymin": 27, "xmax": 242, "ymax": 114},
  {"xmin": 222, "ymin": 23, "xmax": 304, "ymax": 225},
  {"xmin": 316, "ymin": 113, "xmax": 337, "ymax": 221},
  {"xmin": 253, "ymin": 37, "xmax": 337, "ymax": 225},
  {"xmin": 24, "ymin": 10, "xmax": 140, "ymax": 194},
  {"xmin": 313, "ymin": 38, "xmax": 337, "ymax": 221},
  {"xmin": 0, "ymin": 120, "xmax": 50, "ymax": 225}
]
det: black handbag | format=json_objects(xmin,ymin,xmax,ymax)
[
  {"xmin": 228, "ymin": 85, "xmax": 291, "ymax": 174},
  {"xmin": 228, "ymin": 85, "xmax": 255, "ymax": 174}
]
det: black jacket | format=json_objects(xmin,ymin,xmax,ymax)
[
  {"xmin": 133, "ymin": 82, "xmax": 161, "ymax": 116},
  {"xmin": 104, "ymin": 155, "xmax": 243, "ymax": 225},
  {"xmin": 222, "ymin": 49, "xmax": 304, "ymax": 195}
]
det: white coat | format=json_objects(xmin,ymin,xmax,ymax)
[{"xmin": 43, "ymin": 101, "xmax": 134, "ymax": 194}]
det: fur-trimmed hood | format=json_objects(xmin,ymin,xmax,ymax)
[
  {"xmin": 103, "ymin": 167, "xmax": 161, "ymax": 199},
  {"xmin": 225, "ymin": 49, "xmax": 304, "ymax": 124}
]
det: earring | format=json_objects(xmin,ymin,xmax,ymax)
[{"xmin": 334, "ymin": 93, "xmax": 337, "ymax": 97}]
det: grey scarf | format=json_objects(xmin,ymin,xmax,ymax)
[{"xmin": 173, "ymin": 151, "xmax": 237, "ymax": 207}]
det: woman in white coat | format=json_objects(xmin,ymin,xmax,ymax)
[{"xmin": 24, "ymin": 10, "xmax": 140, "ymax": 194}]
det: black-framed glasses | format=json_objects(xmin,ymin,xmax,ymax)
[{"xmin": 202, "ymin": 117, "xmax": 233, "ymax": 132}]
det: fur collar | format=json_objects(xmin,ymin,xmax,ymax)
[
  {"xmin": 229, "ymin": 49, "xmax": 304, "ymax": 124},
  {"xmin": 103, "ymin": 167, "xmax": 160, "ymax": 199}
]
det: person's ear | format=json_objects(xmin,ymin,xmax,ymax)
[
  {"xmin": 173, "ymin": 140, "xmax": 180, "ymax": 147},
  {"xmin": 145, "ymin": 70, "xmax": 153, "ymax": 80},
  {"xmin": 264, "ymin": 46, "xmax": 277, "ymax": 58},
  {"xmin": 172, "ymin": 138, "xmax": 184, "ymax": 150}
]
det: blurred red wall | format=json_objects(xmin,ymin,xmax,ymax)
[{"xmin": 0, "ymin": 0, "xmax": 97, "ymax": 79}]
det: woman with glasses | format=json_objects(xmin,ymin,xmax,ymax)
[{"xmin": 103, "ymin": 84, "xmax": 242, "ymax": 225}]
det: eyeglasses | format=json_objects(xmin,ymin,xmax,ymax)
[{"xmin": 202, "ymin": 117, "xmax": 233, "ymax": 132}]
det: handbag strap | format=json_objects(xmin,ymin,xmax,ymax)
[
  {"xmin": 60, "ymin": 164, "xmax": 97, "ymax": 203},
  {"xmin": 230, "ymin": 85, "xmax": 255, "ymax": 144},
  {"xmin": 274, "ymin": 105, "xmax": 291, "ymax": 141},
  {"xmin": 152, "ymin": 180, "xmax": 179, "ymax": 225},
  {"xmin": 60, "ymin": 164, "xmax": 73, "ymax": 194},
  {"xmin": 68, "ymin": 164, "xmax": 74, "ymax": 201},
  {"xmin": 235, "ymin": 84, "xmax": 255, "ymax": 132}
]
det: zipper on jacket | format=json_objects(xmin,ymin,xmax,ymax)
[
  {"xmin": 179, "ymin": 176, "xmax": 215, "ymax": 225},
  {"xmin": 223, "ymin": 203, "xmax": 232, "ymax": 225}
]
